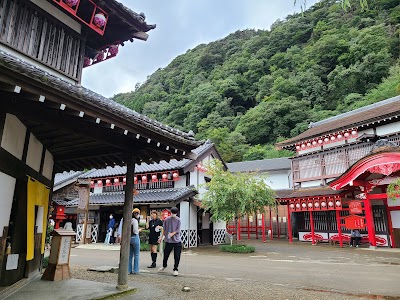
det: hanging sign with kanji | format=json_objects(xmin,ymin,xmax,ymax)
[
  {"xmin": 349, "ymin": 200, "xmax": 363, "ymax": 214},
  {"xmin": 344, "ymin": 215, "xmax": 365, "ymax": 229},
  {"xmin": 77, "ymin": 186, "xmax": 89, "ymax": 210}
]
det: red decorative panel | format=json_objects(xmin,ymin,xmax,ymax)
[
  {"xmin": 367, "ymin": 163, "xmax": 400, "ymax": 176},
  {"xmin": 344, "ymin": 215, "xmax": 365, "ymax": 229},
  {"xmin": 349, "ymin": 200, "xmax": 363, "ymax": 214}
]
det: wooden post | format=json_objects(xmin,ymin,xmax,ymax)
[
  {"xmin": 336, "ymin": 210, "xmax": 343, "ymax": 248},
  {"xmin": 247, "ymin": 217, "xmax": 250, "ymax": 240},
  {"xmin": 287, "ymin": 203, "xmax": 292, "ymax": 244},
  {"xmin": 269, "ymin": 209, "xmax": 273, "ymax": 240},
  {"xmin": 117, "ymin": 155, "xmax": 135, "ymax": 290},
  {"xmin": 310, "ymin": 211, "xmax": 315, "ymax": 245}
]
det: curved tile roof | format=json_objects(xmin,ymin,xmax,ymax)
[{"xmin": 226, "ymin": 157, "xmax": 291, "ymax": 173}]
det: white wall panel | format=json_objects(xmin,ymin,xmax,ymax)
[
  {"xmin": 42, "ymin": 150, "xmax": 54, "ymax": 180},
  {"xmin": 0, "ymin": 172, "xmax": 16, "ymax": 237},
  {"xmin": 26, "ymin": 134, "xmax": 43, "ymax": 172},
  {"xmin": 1, "ymin": 114, "xmax": 26, "ymax": 160},
  {"xmin": 376, "ymin": 122, "xmax": 400, "ymax": 136},
  {"xmin": 390, "ymin": 211, "xmax": 400, "ymax": 228}
]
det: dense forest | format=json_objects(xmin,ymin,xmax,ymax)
[{"xmin": 114, "ymin": 0, "xmax": 400, "ymax": 162}]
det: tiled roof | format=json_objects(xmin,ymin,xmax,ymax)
[
  {"xmin": 54, "ymin": 170, "xmax": 85, "ymax": 189},
  {"xmin": 277, "ymin": 95, "xmax": 400, "ymax": 148},
  {"xmin": 282, "ymin": 187, "xmax": 343, "ymax": 199},
  {"xmin": 110, "ymin": 0, "xmax": 156, "ymax": 32},
  {"xmin": 226, "ymin": 157, "xmax": 291, "ymax": 173},
  {"xmin": 54, "ymin": 186, "xmax": 197, "ymax": 207},
  {"xmin": 0, "ymin": 50, "xmax": 200, "ymax": 148},
  {"xmin": 275, "ymin": 189, "xmax": 294, "ymax": 199},
  {"xmin": 80, "ymin": 141, "xmax": 216, "ymax": 178}
]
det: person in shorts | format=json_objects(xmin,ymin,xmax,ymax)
[{"xmin": 146, "ymin": 210, "xmax": 163, "ymax": 268}]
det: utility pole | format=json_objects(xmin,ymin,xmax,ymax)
[{"xmin": 117, "ymin": 154, "xmax": 135, "ymax": 289}]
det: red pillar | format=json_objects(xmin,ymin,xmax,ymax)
[
  {"xmin": 310, "ymin": 211, "xmax": 315, "ymax": 245},
  {"xmin": 277, "ymin": 213, "xmax": 281, "ymax": 239},
  {"xmin": 336, "ymin": 209, "xmax": 343, "ymax": 248},
  {"xmin": 364, "ymin": 195, "xmax": 376, "ymax": 247},
  {"xmin": 247, "ymin": 217, "xmax": 250, "ymax": 240},
  {"xmin": 384, "ymin": 199, "xmax": 395, "ymax": 248},
  {"xmin": 269, "ymin": 209, "xmax": 273, "ymax": 240},
  {"xmin": 287, "ymin": 203, "xmax": 292, "ymax": 244},
  {"xmin": 237, "ymin": 217, "xmax": 241, "ymax": 241},
  {"xmin": 255, "ymin": 214, "xmax": 259, "ymax": 240},
  {"xmin": 262, "ymin": 213, "xmax": 266, "ymax": 242}
]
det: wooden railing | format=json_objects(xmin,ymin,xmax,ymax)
[
  {"xmin": 0, "ymin": 0, "xmax": 85, "ymax": 82},
  {"xmin": 292, "ymin": 136, "xmax": 400, "ymax": 183}
]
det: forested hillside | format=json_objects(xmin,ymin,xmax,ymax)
[{"xmin": 114, "ymin": 0, "xmax": 400, "ymax": 162}]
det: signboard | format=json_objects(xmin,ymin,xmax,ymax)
[
  {"xmin": 58, "ymin": 236, "xmax": 71, "ymax": 264},
  {"xmin": 6, "ymin": 254, "xmax": 19, "ymax": 270},
  {"xmin": 299, "ymin": 231, "xmax": 328, "ymax": 242},
  {"xmin": 344, "ymin": 215, "xmax": 365, "ymax": 229},
  {"xmin": 77, "ymin": 186, "xmax": 89, "ymax": 210},
  {"xmin": 349, "ymin": 201, "xmax": 363, "ymax": 214}
]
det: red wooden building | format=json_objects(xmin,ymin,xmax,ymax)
[{"xmin": 277, "ymin": 96, "xmax": 400, "ymax": 248}]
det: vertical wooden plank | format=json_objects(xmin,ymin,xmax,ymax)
[
  {"xmin": 56, "ymin": 29, "xmax": 65, "ymax": 69},
  {"xmin": 76, "ymin": 38, "xmax": 85, "ymax": 83},
  {"xmin": 5, "ymin": 0, "xmax": 18, "ymax": 45},
  {"xmin": 0, "ymin": 0, "xmax": 10, "ymax": 38},
  {"xmin": 17, "ymin": 6, "xmax": 30, "ymax": 50},
  {"xmin": 23, "ymin": 8, "xmax": 35, "ymax": 53},
  {"xmin": 37, "ymin": 18, "xmax": 48, "ymax": 60},
  {"xmin": 28, "ymin": 11, "xmax": 39, "ymax": 56}
]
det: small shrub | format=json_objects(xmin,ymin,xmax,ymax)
[
  {"xmin": 140, "ymin": 243, "xmax": 150, "ymax": 251},
  {"xmin": 220, "ymin": 244, "xmax": 255, "ymax": 253},
  {"xmin": 42, "ymin": 256, "xmax": 49, "ymax": 268}
]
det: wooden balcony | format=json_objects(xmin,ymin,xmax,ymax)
[
  {"xmin": 0, "ymin": 0, "xmax": 85, "ymax": 82},
  {"xmin": 292, "ymin": 135, "xmax": 400, "ymax": 184}
]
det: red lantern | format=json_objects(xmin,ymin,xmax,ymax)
[
  {"xmin": 134, "ymin": 176, "xmax": 137, "ymax": 183},
  {"xmin": 106, "ymin": 179, "xmax": 111, "ymax": 186},
  {"xmin": 142, "ymin": 175, "xmax": 148, "ymax": 183},
  {"xmin": 151, "ymin": 174, "xmax": 158, "ymax": 182},
  {"xmin": 114, "ymin": 178, "xmax": 119, "ymax": 185},
  {"xmin": 162, "ymin": 173, "xmax": 168, "ymax": 182},
  {"xmin": 93, "ymin": 13, "xmax": 107, "ymax": 28},
  {"xmin": 90, "ymin": 180, "xmax": 94, "ymax": 188},
  {"xmin": 172, "ymin": 172, "xmax": 179, "ymax": 180},
  {"xmin": 97, "ymin": 180, "xmax": 102, "ymax": 186}
]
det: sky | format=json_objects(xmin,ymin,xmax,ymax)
[{"xmin": 82, "ymin": 0, "xmax": 319, "ymax": 98}]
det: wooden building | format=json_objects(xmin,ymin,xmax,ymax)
[
  {"xmin": 53, "ymin": 141, "xmax": 227, "ymax": 247},
  {"xmin": 277, "ymin": 95, "xmax": 400, "ymax": 248},
  {"xmin": 0, "ymin": 0, "xmax": 201, "ymax": 291}
]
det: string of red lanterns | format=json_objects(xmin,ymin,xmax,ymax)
[
  {"xmin": 90, "ymin": 171, "xmax": 180, "ymax": 187},
  {"xmin": 295, "ymin": 128, "xmax": 358, "ymax": 152},
  {"xmin": 288, "ymin": 197, "xmax": 342, "ymax": 212}
]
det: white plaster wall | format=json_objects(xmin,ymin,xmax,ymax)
[
  {"xmin": 1, "ymin": 114, "xmax": 26, "ymax": 160},
  {"xmin": 375, "ymin": 122, "xmax": 400, "ymax": 136},
  {"xmin": 26, "ymin": 133, "xmax": 43, "ymax": 172},
  {"xmin": 0, "ymin": 171, "xmax": 16, "ymax": 237},
  {"xmin": 213, "ymin": 219, "xmax": 226, "ymax": 230},
  {"xmin": 390, "ymin": 211, "xmax": 400, "ymax": 229},
  {"xmin": 260, "ymin": 171, "xmax": 291, "ymax": 190},
  {"xmin": 179, "ymin": 201, "xmax": 197, "ymax": 230},
  {"xmin": 298, "ymin": 147, "xmax": 321, "ymax": 155},
  {"xmin": 387, "ymin": 198, "xmax": 400, "ymax": 207},
  {"xmin": 30, "ymin": 0, "xmax": 81, "ymax": 33},
  {"xmin": 42, "ymin": 150, "xmax": 54, "ymax": 180},
  {"xmin": 300, "ymin": 180, "xmax": 321, "ymax": 188},
  {"xmin": 174, "ymin": 177, "xmax": 187, "ymax": 189},
  {"xmin": 322, "ymin": 139, "xmax": 346, "ymax": 150},
  {"xmin": 358, "ymin": 128, "xmax": 375, "ymax": 135}
]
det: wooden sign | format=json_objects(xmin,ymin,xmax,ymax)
[
  {"xmin": 77, "ymin": 186, "xmax": 89, "ymax": 210},
  {"xmin": 349, "ymin": 201, "xmax": 363, "ymax": 214},
  {"xmin": 344, "ymin": 215, "xmax": 365, "ymax": 229}
]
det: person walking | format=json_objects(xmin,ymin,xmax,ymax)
[
  {"xmin": 146, "ymin": 210, "xmax": 163, "ymax": 268},
  {"xmin": 128, "ymin": 208, "xmax": 141, "ymax": 274},
  {"xmin": 158, "ymin": 207, "xmax": 181, "ymax": 276}
]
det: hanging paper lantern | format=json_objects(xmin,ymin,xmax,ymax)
[
  {"xmin": 335, "ymin": 201, "xmax": 341, "ymax": 207},
  {"xmin": 83, "ymin": 57, "xmax": 91, "ymax": 67},
  {"xmin": 324, "ymin": 137, "xmax": 329, "ymax": 143},
  {"xmin": 94, "ymin": 51, "xmax": 104, "ymax": 62},
  {"xmin": 312, "ymin": 141, "xmax": 317, "ymax": 146},
  {"xmin": 321, "ymin": 201, "xmax": 327, "ymax": 207},
  {"xmin": 328, "ymin": 201, "xmax": 334, "ymax": 207},
  {"xmin": 351, "ymin": 130, "xmax": 357, "ymax": 136},
  {"xmin": 90, "ymin": 180, "xmax": 94, "ymax": 186},
  {"xmin": 93, "ymin": 13, "xmax": 107, "ymax": 28},
  {"xmin": 64, "ymin": 0, "xmax": 79, "ymax": 7},
  {"xmin": 109, "ymin": 45, "xmax": 119, "ymax": 56},
  {"xmin": 314, "ymin": 202, "xmax": 320, "ymax": 208},
  {"xmin": 308, "ymin": 202, "xmax": 313, "ymax": 208},
  {"xmin": 344, "ymin": 132, "xmax": 350, "ymax": 138},
  {"xmin": 123, "ymin": 177, "xmax": 127, "ymax": 183},
  {"xmin": 106, "ymin": 179, "xmax": 111, "ymax": 184},
  {"xmin": 301, "ymin": 144, "xmax": 306, "ymax": 149},
  {"xmin": 172, "ymin": 172, "xmax": 179, "ymax": 178},
  {"xmin": 151, "ymin": 174, "xmax": 158, "ymax": 182},
  {"xmin": 307, "ymin": 142, "xmax": 311, "ymax": 147},
  {"xmin": 301, "ymin": 203, "xmax": 307, "ymax": 208},
  {"xmin": 141, "ymin": 175, "xmax": 147, "ymax": 182},
  {"xmin": 296, "ymin": 203, "xmax": 301, "ymax": 209},
  {"xmin": 318, "ymin": 139, "xmax": 323, "ymax": 144},
  {"xmin": 162, "ymin": 173, "xmax": 168, "ymax": 179},
  {"xmin": 97, "ymin": 180, "xmax": 102, "ymax": 185},
  {"xmin": 330, "ymin": 136, "xmax": 336, "ymax": 141},
  {"xmin": 337, "ymin": 134, "xmax": 343, "ymax": 139},
  {"xmin": 114, "ymin": 178, "xmax": 119, "ymax": 184},
  {"xmin": 290, "ymin": 204, "xmax": 295, "ymax": 209},
  {"xmin": 296, "ymin": 145, "xmax": 301, "ymax": 150}
]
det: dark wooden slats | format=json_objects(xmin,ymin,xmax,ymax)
[{"xmin": 0, "ymin": 0, "xmax": 84, "ymax": 81}]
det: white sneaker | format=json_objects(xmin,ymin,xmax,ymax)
[
  {"xmin": 349, "ymin": 245, "xmax": 352, "ymax": 247},
  {"xmin": 173, "ymin": 270, "xmax": 178, "ymax": 276},
  {"xmin": 158, "ymin": 267, "xmax": 165, "ymax": 272}
]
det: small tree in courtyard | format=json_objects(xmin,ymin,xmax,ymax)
[{"xmin": 202, "ymin": 160, "xmax": 276, "ymax": 243}]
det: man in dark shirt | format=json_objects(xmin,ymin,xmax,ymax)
[
  {"xmin": 158, "ymin": 207, "xmax": 181, "ymax": 276},
  {"xmin": 146, "ymin": 210, "xmax": 163, "ymax": 268}
]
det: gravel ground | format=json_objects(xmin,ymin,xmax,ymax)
[{"xmin": 71, "ymin": 265, "xmax": 391, "ymax": 300}]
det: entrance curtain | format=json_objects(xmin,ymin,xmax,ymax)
[{"xmin": 27, "ymin": 177, "xmax": 50, "ymax": 261}]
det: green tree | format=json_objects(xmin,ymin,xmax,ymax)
[{"xmin": 202, "ymin": 160, "xmax": 276, "ymax": 241}]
